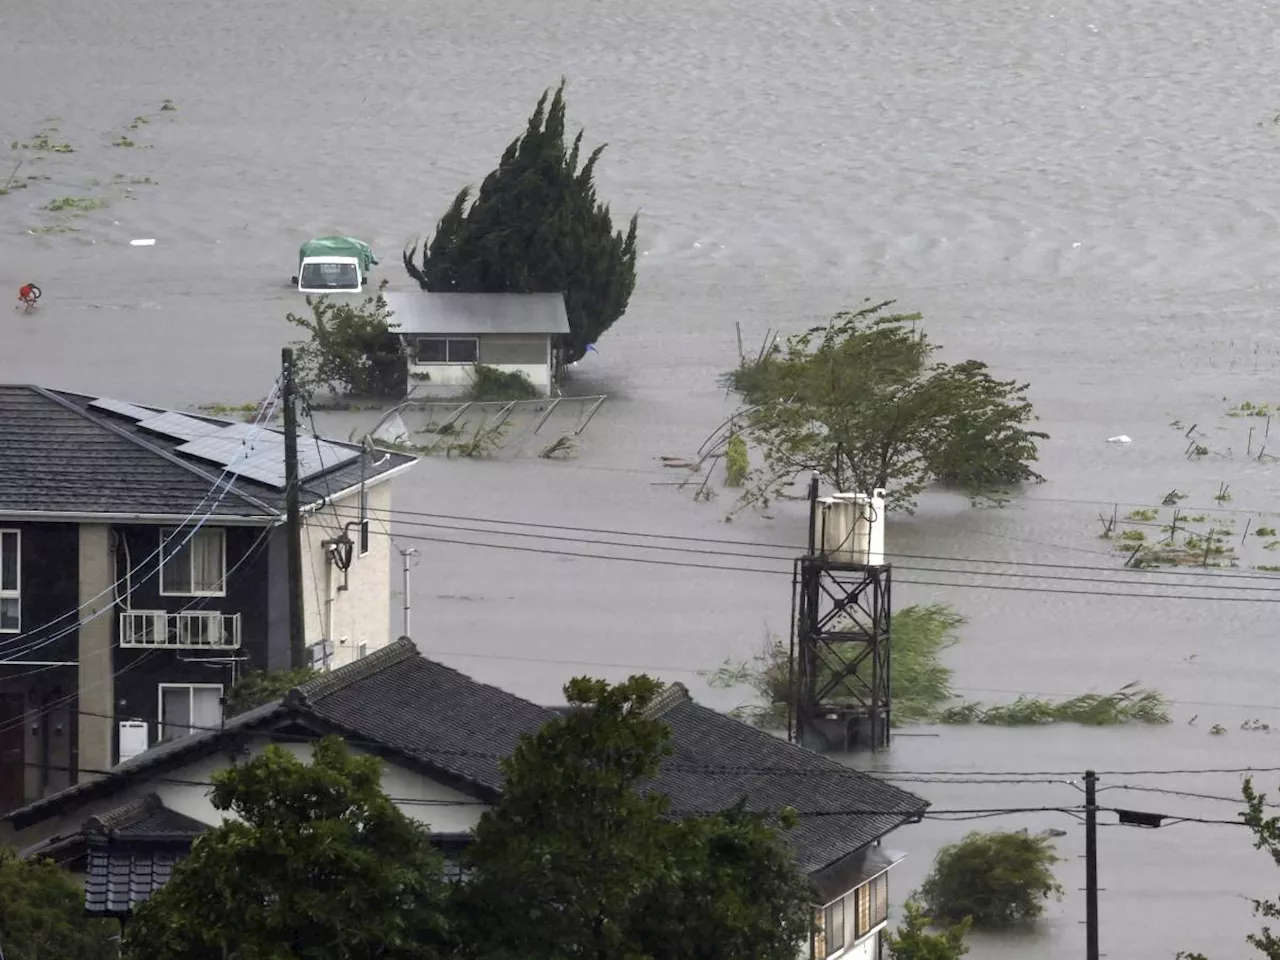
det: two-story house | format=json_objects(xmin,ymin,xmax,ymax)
[
  {"xmin": 3, "ymin": 639, "xmax": 929, "ymax": 960},
  {"xmin": 0, "ymin": 385, "xmax": 415, "ymax": 813}
]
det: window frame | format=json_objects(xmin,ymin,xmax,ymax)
[
  {"xmin": 159, "ymin": 527, "xmax": 228, "ymax": 597},
  {"xmin": 822, "ymin": 897, "xmax": 845, "ymax": 958},
  {"xmin": 157, "ymin": 682, "xmax": 224, "ymax": 741},
  {"xmin": 853, "ymin": 871, "xmax": 890, "ymax": 940},
  {"xmin": 414, "ymin": 336, "xmax": 479, "ymax": 365},
  {"xmin": 0, "ymin": 529, "xmax": 20, "ymax": 633}
]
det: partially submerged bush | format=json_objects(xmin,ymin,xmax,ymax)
[
  {"xmin": 467, "ymin": 364, "xmax": 540, "ymax": 402},
  {"xmin": 917, "ymin": 830, "xmax": 1064, "ymax": 929},
  {"xmin": 287, "ymin": 280, "xmax": 406, "ymax": 399}
]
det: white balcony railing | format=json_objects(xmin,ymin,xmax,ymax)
[{"xmin": 119, "ymin": 610, "xmax": 242, "ymax": 649}]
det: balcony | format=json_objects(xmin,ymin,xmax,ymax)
[{"xmin": 119, "ymin": 610, "xmax": 242, "ymax": 649}]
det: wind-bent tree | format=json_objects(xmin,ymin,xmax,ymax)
[
  {"xmin": 452, "ymin": 676, "xmax": 812, "ymax": 960},
  {"xmin": 1178, "ymin": 777, "xmax": 1280, "ymax": 960},
  {"xmin": 0, "ymin": 845, "xmax": 119, "ymax": 960},
  {"xmin": 404, "ymin": 81, "xmax": 639, "ymax": 364},
  {"xmin": 726, "ymin": 300, "xmax": 1046, "ymax": 511},
  {"xmin": 123, "ymin": 737, "xmax": 450, "ymax": 960},
  {"xmin": 287, "ymin": 280, "xmax": 406, "ymax": 399}
]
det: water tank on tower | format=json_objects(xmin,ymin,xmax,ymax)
[
  {"xmin": 817, "ymin": 496, "xmax": 854, "ymax": 563},
  {"xmin": 832, "ymin": 488, "xmax": 887, "ymax": 565}
]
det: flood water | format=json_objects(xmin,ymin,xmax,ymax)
[{"xmin": 4, "ymin": 0, "xmax": 1280, "ymax": 954}]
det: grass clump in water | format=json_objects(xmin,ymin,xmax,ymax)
[
  {"xmin": 703, "ymin": 603, "xmax": 1167, "ymax": 729},
  {"xmin": 465, "ymin": 364, "xmax": 540, "ymax": 402},
  {"xmin": 935, "ymin": 682, "xmax": 1170, "ymax": 726},
  {"xmin": 44, "ymin": 196, "xmax": 106, "ymax": 212}
]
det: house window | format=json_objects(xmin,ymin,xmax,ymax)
[
  {"xmin": 359, "ymin": 488, "xmax": 370, "ymax": 557},
  {"xmin": 823, "ymin": 898, "xmax": 845, "ymax": 957},
  {"xmin": 854, "ymin": 873, "xmax": 890, "ymax": 939},
  {"xmin": 160, "ymin": 527, "xmax": 226, "ymax": 596},
  {"xmin": 158, "ymin": 684, "xmax": 223, "ymax": 741},
  {"xmin": 0, "ymin": 530, "xmax": 19, "ymax": 632},
  {"xmin": 415, "ymin": 337, "xmax": 478, "ymax": 364}
]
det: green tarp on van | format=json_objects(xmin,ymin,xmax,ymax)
[{"xmin": 298, "ymin": 237, "xmax": 379, "ymax": 271}]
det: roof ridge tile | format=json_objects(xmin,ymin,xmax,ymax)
[{"xmin": 293, "ymin": 636, "xmax": 419, "ymax": 703}]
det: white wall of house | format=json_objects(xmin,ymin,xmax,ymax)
[
  {"xmin": 405, "ymin": 332, "xmax": 554, "ymax": 395},
  {"xmin": 300, "ymin": 482, "xmax": 394, "ymax": 668},
  {"xmin": 7, "ymin": 737, "xmax": 489, "ymax": 850},
  {"xmin": 409, "ymin": 361, "xmax": 551, "ymax": 392}
]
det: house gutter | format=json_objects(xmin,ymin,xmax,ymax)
[{"xmin": 0, "ymin": 510, "xmax": 279, "ymax": 526}]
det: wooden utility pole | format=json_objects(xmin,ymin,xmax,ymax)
[
  {"xmin": 1085, "ymin": 769, "xmax": 1099, "ymax": 960},
  {"xmin": 282, "ymin": 348, "xmax": 305, "ymax": 669}
]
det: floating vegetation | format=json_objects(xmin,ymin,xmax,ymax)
[
  {"xmin": 44, "ymin": 196, "xmax": 106, "ymax": 212},
  {"xmin": 112, "ymin": 173, "xmax": 155, "ymax": 185},
  {"xmin": 28, "ymin": 223, "xmax": 79, "ymax": 235},
  {"xmin": 445, "ymin": 420, "xmax": 511, "ymax": 458},
  {"xmin": 1210, "ymin": 724, "xmax": 1227, "ymax": 736},
  {"xmin": 1227, "ymin": 400, "xmax": 1276, "ymax": 418},
  {"xmin": 538, "ymin": 435, "xmax": 577, "ymax": 459},
  {"xmin": 126, "ymin": 115, "xmax": 151, "ymax": 130},
  {"xmin": 1126, "ymin": 508, "xmax": 1158, "ymax": 522},
  {"xmin": 724, "ymin": 433, "xmax": 749, "ymax": 487},
  {"xmin": 160, "ymin": 99, "xmax": 178, "ymax": 112},
  {"xmin": 702, "ymin": 605, "xmax": 1168, "ymax": 729},
  {"xmin": 11, "ymin": 127, "xmax": 73, "ymax": 153},
  {"xmin": 1257, "ymin": 526, "xmax": 1277, "ymax": 537},
  {"xmin": 935, "ymin": 683, "xmax": 1170, "ymax": 726},
  {"xmin": 112, "ymin": 135, "xmax": 135, "ymax": 148}
]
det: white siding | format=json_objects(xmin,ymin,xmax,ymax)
[
  {"xmin": 300, "ymin": 482, "xmax": 394, "ymax": 668},
  {"xmin": 408, "ymin": 361, "xmax": 551, "ymax": 392},
  {"xmin": 7, "ymin": 740, "xmax": 489, "ymax": 851}
]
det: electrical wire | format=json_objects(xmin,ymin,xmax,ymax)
[
  {"xmin": 323, "ymin": 503, "xmax": 1280, "ymax": 585},
  {"xmin": 320, "ymin": 522, "xmax": 1280, "ymax": 603},
  {"xmin": 321, "ymin": 508, "xmax": 1280, "ymax": 598}
]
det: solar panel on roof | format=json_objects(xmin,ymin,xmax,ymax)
[
  {"xmin": 297, "ymin": 436, "xmax": 360, "ymax": 480},
  {"xmin": 88, "ymin": 397, "xmax": 159, "ymax": 422},
  {"xmin": 136, "ymin": 411, "xmax": 223, "ymax": 442},
  {"xmin": 174, "ymin": 426, "xmax": 360, "ymax": 490},
  {"xmin": 230, "ymin": 459, "xmax": 288, "ymax": 487}
]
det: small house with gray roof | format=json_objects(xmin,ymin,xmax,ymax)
[
  {"xmin": 3, "ymin": 639, "xmax": 928, "ymax": 959},
  {"xmin": 384, "ymin": 291, "xmax": 570, "ymax": 396},
  {"xmin": 0, "ymin": 385, "xmax": 416, "ymax": 815}
]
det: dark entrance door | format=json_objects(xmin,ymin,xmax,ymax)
[{"xmin": 0, "ymin": 693, "xmax": 25, "ymax": 812}]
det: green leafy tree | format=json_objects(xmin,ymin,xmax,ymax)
[
  {"xmin": 917, "ymin": 829, "xmax": 1063, "ymax": 929},
  {"xmin": 885, "ymin": 900, "xmax": 972, "ymax": 960},
  {"xmin": 0, "ymin": 846, "xmax": 119, "ymax": 960},
  {"xmin": 404, "ymin": 81, "xmax": 639, "ymax": 364},
  {"xmin": 223, "ymin": 667, "xmax": 320, "ymax": 717},
  {"xmin": 123, "ymin": 737, "xmax": 450, "ymax": 960},
  {"xmin": 453, "ymin": 675, "xmax": 812, "ymax": 960},
  {"xmin": 287, "ymin": 279, "xmax": 406, "ymax": 399},
  {"xmin": 726, "ymin": 301, "xmax": 1046, "ymax": 511},
  {"xmin": 1177, "ymin": 777, "xmax": 1280, "ymax": 959}
]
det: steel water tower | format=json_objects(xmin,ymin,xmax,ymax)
[{"xmin": 789, "ymin": 474, "xmax": 892, "ymax": 752}]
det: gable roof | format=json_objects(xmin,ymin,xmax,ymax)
[
  {"xmin": 5, "ymin": 640, "xmax": 927, "ymax": 877},
  {"xmin": 384, "ymin": 292, "xmax": 570, "ymax": 336},
  {"xmin": 0, "ymin": 385, "xmax": 416, "ymax": 521}
]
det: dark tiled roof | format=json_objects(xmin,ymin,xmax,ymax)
[
  {"xmin": 8, "ymin": 641, "xmax": 926, "ymax": 879},
  {"xmin": 294, "ymin": 639, "xmax": 556, "ymax": 794},
  {"xmin": 85, "ymin": 793, "xmax": 209, "ymax": 839},
  {"xmin": 0, "ymin": 385, "xmax": 414, "ymax": 519},
  {"xmin": 85, "ymin": 845, "xmax": 187, "ymax": 917},
  {"xmin": 647, "ymin": 687, "xmax": 927, "ymax": 875}
]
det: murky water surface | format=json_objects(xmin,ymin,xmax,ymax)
[{"xmin": 4, "ymin": 0, "xmax": 1280, "ymax": 954}]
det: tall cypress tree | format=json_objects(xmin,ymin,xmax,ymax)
[{"xmin": 404, "ymin": 81, "xmax": 639, "ymax": 365}]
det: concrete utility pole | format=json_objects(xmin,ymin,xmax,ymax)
[
  {"xmin": 400, "ymin": 546, "xmax": 419, "ymax": 637},
  {"xmin": 1085, "ymin": 769, "xmax": 1099, "ymax": 960},
  {"xmin": 282, "ymin": 347, "xmax": 305, "ymax": 669}
]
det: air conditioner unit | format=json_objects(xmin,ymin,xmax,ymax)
[{"xmin": 118, "ymin": 720, "xmax": 149, "ymax": 763}]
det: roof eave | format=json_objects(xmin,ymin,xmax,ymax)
[
  {"xmin": 0, "ymin": 510, "xmax": 279, "ymax": 525},
  {"xmin": 300, "ymin": 457, "xmax": 417, "ymax": 512}
]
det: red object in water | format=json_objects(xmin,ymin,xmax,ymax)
[{"xmin": 17, "ymin": 283, "xmax": 40, "ymax": 308}]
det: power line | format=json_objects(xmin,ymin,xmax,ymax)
[
  {"xmin": 330, "ymin": 523, "xmax": 1280, "ymax": 603},
  {"xmin": 321, "ymin": 509, "xmax": 1280, "ymax": 595},
  {"xmin": 327, "ymin": 503, "xmax": 1280, "ymax": 585}
]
